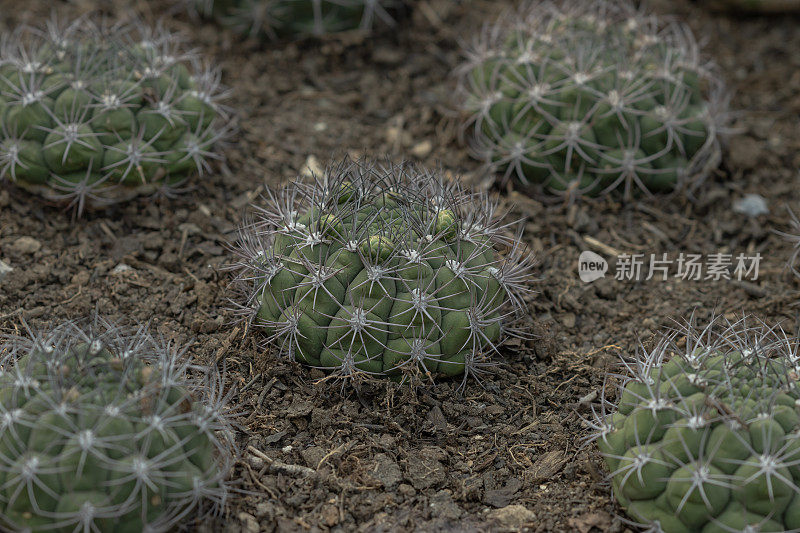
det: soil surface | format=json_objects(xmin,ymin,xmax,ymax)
[{"xmin": 2, "ymin": 0, "xmax": 800, "ymax": 531}]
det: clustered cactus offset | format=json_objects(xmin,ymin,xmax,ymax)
[
  {"xmin": 230, "ymin": 158, "xmax": 534, "ymax": 385},
  {"xmin": 0, "ymin": 18, "xmax": 230, "ymax": 213},
  {"xmin": 591, "ymin": 317, "xmax": 800, "ymax": 532},
  {"xmin": 457, "ymin": 0, "xmax": 727, "ymax": 199},
  {"xmin": 0, "ymin": 319, "xmax": 235, "ymax": 532},
  {"xmin": 188, "ymin": 0, "xmax": 401, "ymax": 39}
]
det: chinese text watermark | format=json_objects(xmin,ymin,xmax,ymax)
[{"xmin": 578, "ymin": 251, "xmax": 761, "ymax": 283}]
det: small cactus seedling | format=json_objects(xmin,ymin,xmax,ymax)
[
  {"xmin": 589, "ymin": 316, "xmax": 800, "ymax": 532},
  {"xmin": 188, "ymin": 0, "xmax": 401, "ymax": 39},
  {"xmin": 0, "ymin": 18, "xmax": 231, "ymax": 214},
  {"xmin": 0, "ymin": 318, "xmax": 236, "ymax": 532},
  {"xmin": 456, "ymin": 0, "xmax": 728, "ymax": 200},
  {"xmin": 229, "ymin": 157, "xmax": 534, "ymax": 386}
]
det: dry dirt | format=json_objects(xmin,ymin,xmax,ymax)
[{"xmin": 2, "ymin": 0, "xmax": 800, "ymax": 531}]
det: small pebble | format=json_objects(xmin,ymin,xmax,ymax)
[
  {"xmin": 300, "ymin": 155, "xmax": 323, "ymax": 178},
  {"xmin": 0, "ymin": 260, "xmax": 12, "ymax": 282},
  {"xmin": 411, "ymin": 140, "xmax": 433, "ymax": 158},
  {"xmin": 398, "ymin": 483, "xmax": 416, "ymax": 497},
  {"xmin": 10, "ymin": 236, "xmax": 41, "ymax": 255},
  {"xmin": 733, "ymin": 194, "xmax": 769, "ymax": 217},
  {"xmin": 111, "ymin": 263, "xmax": 132, "ymax": 275},
  {"xmin": 238, "ymin": 512, "xmax": 259, "ymax": 533},
  {"xmin": 248, "ymin": 454, "xmax": 265, "ymax": 469}
]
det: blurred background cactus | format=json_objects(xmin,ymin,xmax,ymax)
[
  {"xmin": 694, "ymin": 0, "xmax": 800, "ymax": 13},
  {"xmin": 229, "ymin": 157, "xmax": 534, "ymax": 386},
  {"xmin": 186, "ymin": 0, "xmax": 402, "ymax": 39},
  {"xmin": 456, "ymin": 0, "xmax": 728, "ymax": 200},
  {"xmin": 0, "ymin": 18, "xmax": 231, "ymax": 214},
  {"xmin": 0, "ymin": 318, "xmax": 236, "ymax": 532},
  {"xmin": 590, "ymin": 317, "xmax": 800, "ymax": 532}
]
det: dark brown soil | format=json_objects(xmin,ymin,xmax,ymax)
[{"xmin": 2, "ymin": 0, "xmax": 800, "ymax": 531}]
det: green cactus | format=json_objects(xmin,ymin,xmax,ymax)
[
  {"xmin": 456, "ymin": 0, "xmax": 728, "ymax": 200},
  {"xmin": 590, "ymin": 317, "xmax": 800, "ymax": 532},
  {"xmin": 0, "ymin": 19, "xmax": 231, "ymax": 214},
  {"xmin": 229, "ymin": 157, "xmax": 534, "ymax": 385},
  {"xmin": 189, "ymin": 0, "xmax": 401, "ymax": 39},
  {"xmin": 0, "ymin": 319, "xmax": 235, "ymax": 532}
]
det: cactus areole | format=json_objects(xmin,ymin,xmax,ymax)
[
  {"xmin": 592, "ymin": 318, "xmax": 800, "ymax": 532},
  {"xmin": 230, "ymin": 158, "xmax": 534, "ymax": 384},
  {"xmin": 0, "ymin": 320, "xmax": 234, "ymax": 532},
  {"xmin": 456, "ymin": 0, "xmax": 727, "ymax": 200},
  {"xmin": 0, "ymin": 19, "xmax": 230, "ymax": 214}
]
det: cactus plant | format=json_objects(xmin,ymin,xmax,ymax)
[
  {"xmin": 589, "ymin": 317, "xmax": 800, "ymax": 532},
  {"xmin": 456, "ymin": 0, "xmax": 728, "ymax": 200},
  {"xmin": 229, "ymin": 157, "xmax": 534, "ymax": 385},
  {"xmin": 188, "ymin": 0, "xmax": 401, "ymax": 39},
  {"xmin": 0, "ymin": 18, "xmax": 230, "ymax": 214},
  {"xmin": 0, "ymin": 318, "xmax": 236, "ymax": 532}
]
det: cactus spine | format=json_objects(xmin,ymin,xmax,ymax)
[
  {"xmin": 0, "ymin": 319, "xmax": 236, "ymax": 532},
  {"xmin": 229, "ymin": 158, "xmax": 535, "ymax": 385},
  {"xmin": 0, "ymin": 18, "xmax": 231, "ymax": 213},
  {"xmin": 590, "ymin": 317, "xmax": 800, "ymax": 532},
  {"xmin": 456, "ymin": 0, "xmax": 728, "ymax": 200}
]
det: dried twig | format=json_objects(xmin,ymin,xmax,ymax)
[{"xmin": 247, "ymin": 445, "xmax": 315, "ymax": 477}]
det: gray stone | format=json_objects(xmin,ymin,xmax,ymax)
[
  {"xmin": 10, "ymin": 236, "xmax": 41, "ymax": 255},
  {"xmin": 733, "ymin": 194, "xmax": 769, "ymax": 217},
  {"xmin": 488, "ymin": 505, "xmax": 537, "ymax": 530},
  {"xmin": 0, "ymin": 260, "xmax": 12, "ymax": 282}
]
